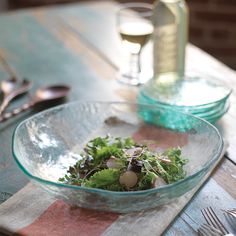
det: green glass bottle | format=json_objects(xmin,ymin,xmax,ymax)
[{"xmin": 153, "ymin": 0, "xmax": 189, "ymax": 84}]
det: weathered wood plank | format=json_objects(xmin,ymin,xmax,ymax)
[
  {"xmin": 32, "ymin": 9, "xmax": 117, "ymax": 82},
  {"xmin": 212, "ymin": 158, "xmax": 236, "ymax": 198},
  {"xmin": 0, "ymin": 51, "xmax": 17, "ymax": 79},
  {"xmin": 31, "ymin": 9, "xmax": 139, "ymax": 102},
  {"xmin": 166, "ymin": 181, "xmax": 234, "ymax": 235}
]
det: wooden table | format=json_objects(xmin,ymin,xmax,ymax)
[{"xmin": 0, "ymin": 1, "xmax": 235, "ymax": 235}]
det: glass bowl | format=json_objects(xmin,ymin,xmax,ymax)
[{"xmin": 12, "ymin": 101, "xmax": 223, "ymax": 213}]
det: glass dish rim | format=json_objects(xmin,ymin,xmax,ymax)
[
  {"xmin": 140, "ymin": 77, "xmax": 232, "ymax": 109},
  {"xmin": 198, "ymin": 102, "xmax": 230, "ymax": 119},
  {"xmin": 12, "ymin": 101, "xmax": 224, "ymax": 196}
]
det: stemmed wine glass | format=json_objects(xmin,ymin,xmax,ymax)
[{"xmin": 116, "ymin": 3, "xmax": 153, "ymax": 86}]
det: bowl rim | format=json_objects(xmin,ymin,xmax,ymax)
[{"xmin": 12, "ymin": 101, "xmax": 224, "ymax": 196}]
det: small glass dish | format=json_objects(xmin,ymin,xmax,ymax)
[
  {"xmin": 12, "ymin": 101, "xmax": 223, "ymax": 213},
  {"xmin": 138, "ymin": 75, "xmax": 232, "ymax": 124}
]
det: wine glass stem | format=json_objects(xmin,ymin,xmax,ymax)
[
  {"xmin": 130, "ymin": 51, "xmax": 141, "ymax": 77},
  {"xmin": 137, "ymin": 51, "xmax": 141, "ymax": 73}
]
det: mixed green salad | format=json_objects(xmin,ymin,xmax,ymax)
[{"xmin": 59, "ymin": 136, "xmax": 188, "ymax": 191}]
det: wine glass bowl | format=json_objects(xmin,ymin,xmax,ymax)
[{"xmin": 116, "ymin": 3, "xmax": 153, "ymax": 85}]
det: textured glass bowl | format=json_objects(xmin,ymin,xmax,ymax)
[{"xmin": 12, "ymin": 102, "xmax": 223, "ymax": 213}]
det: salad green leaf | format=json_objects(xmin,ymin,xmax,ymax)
[{"xmin": 83, "ymin": 169, "xmax": 123, "ymax": 191}]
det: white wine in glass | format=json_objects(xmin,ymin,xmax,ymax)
[
  {"xmin": 117, "ymin": 3, "xmax": 153, "ymax": 86},
  {"xmin": 119, "ymin": 21, "xmax": 153, "ymax": 48}
]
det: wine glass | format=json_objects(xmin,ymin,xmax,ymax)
[{"xmin": 116, "ymin": 3, "xmax": 153, "ymax": 86}]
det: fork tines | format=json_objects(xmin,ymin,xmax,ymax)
[
  {"xmin": 198, "ymin": 223, "xmax": 223, "ymax": 236},
  {"xmin": 222, "ymin": 208, "xmax": 236, "ymax": 218},
  {"xmin": 201, "ymin": 206, "xmax": 229, "ymax": 235}
]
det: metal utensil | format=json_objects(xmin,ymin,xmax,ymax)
[
  {"xmin": 0, "ymin": 84, "xmax": 70, "ymax": 122},
  {"xmin": 0, "ymin": 77, "xmax": 32, "ymax": 115},
  {"xmin": 222, "ymin": 209, "xmax": 236, "ymax": 218},
  {"xmin": 198, "ymin": 223, "xmax": 224, "ymax": 236},
  {"xmin": 222, "ymin": 209, "xmax": 236, "ymax": 234},
  {"xmin": 198, "ymin": 224, "xmax": 235, "ymax": 236},
  {"xmin": 200, "ymin": 207, "xmax": 234, "ymax": 236}
]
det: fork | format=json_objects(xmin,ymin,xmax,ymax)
[
  {"xmin": 200, "ymin": 207, "xmax": 234, "ymax": 236},
  {"xmin": 222, "ymin": 208, "xmax": 236, "ymax": 234},
  {"xmin": 222, "ymin": 209, "xmax": 236, "ymax": 218},
  {"xmin": 198, "ymin": 223, "xmax": 225, "ymax": 236}
]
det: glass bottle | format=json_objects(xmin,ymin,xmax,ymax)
[{"xmin": 152, "ymin": 0, "xmax": 189, "ymax": 84}]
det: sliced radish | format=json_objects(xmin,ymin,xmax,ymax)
[
  {"xmin": 119, "ymin": 171, "xmax": 138, "ymax": 188},
  {"xmin": 106, "ymin": 156, "xmax": 120, "ymax": 169},
  {"xmin": 152, "ymin": 176, "xmax": 166, "ymax": 188}
]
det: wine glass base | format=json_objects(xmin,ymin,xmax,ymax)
[{"xmin": 116, "ymin": 73, "xmax": 151, "ymax": 86}]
